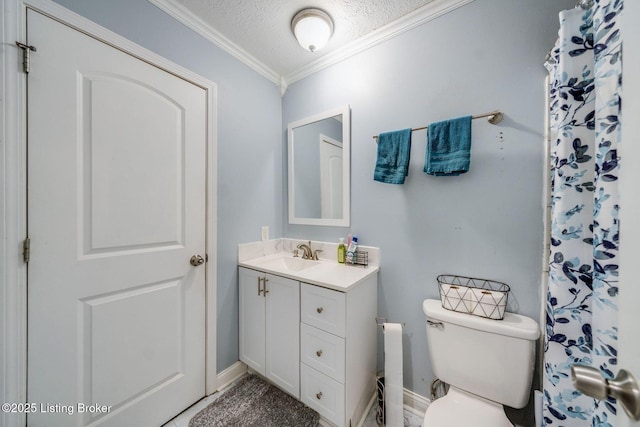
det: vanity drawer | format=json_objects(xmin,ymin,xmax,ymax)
[
  {"xmin": 300, "ymin": 364, "xmax": 345, "ymax": 427},
  {"xmin": 301, "ymin": 283, "xmax": 346, "ymax": 337},
  {"xmin": 301, "ymin": 323, "xmax": 345, "ymax": 383}
]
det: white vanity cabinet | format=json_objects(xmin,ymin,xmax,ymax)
[
  {"xmin": 238, "ymin": 245, "xmax": 378, "ymax": 427},
  {"xmin": 239, "ymin": 267, "xmax": 300, "ymax": 398}
]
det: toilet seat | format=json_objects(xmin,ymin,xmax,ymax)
[{"xmin": 423, "ymin": 387, "xmax": 513, "ymax": 427}]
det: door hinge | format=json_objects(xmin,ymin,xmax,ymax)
[
  {"xmin": 15, "ymin": 42, "xmax": 36, "ymax": 73},
  {"xmin": 23, "ymin": 237, "xmax": 31, "ymax": 264}
]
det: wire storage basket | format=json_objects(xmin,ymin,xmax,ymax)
[
  {"xmin": 346, "ymin": 250, "xmax": 368, "ymax": 267},
  {"xmin": 437, "ymin": 275, "xmax": 510, "ymax": 320},
  {"xmin": 376, "ymin": 371, "xmax": 385, "ymax": 425}
]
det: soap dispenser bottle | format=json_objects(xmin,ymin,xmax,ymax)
[{"xmin": 337, "ymin": 238, "xmax": 346, "ymax": 263}]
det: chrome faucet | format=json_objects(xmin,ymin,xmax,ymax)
[{"xmin": 296, "ymin": 241, "xmax": 313, "ymax": 260}]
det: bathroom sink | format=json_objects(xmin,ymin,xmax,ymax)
[
  {"xmin": 238, "ymin": 244, "xmax": 380, "ymax": 292},
  {"xmin": 257, "ymin": 255, "xmax": 319, "ymax": 272}
]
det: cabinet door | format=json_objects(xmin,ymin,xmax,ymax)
[
  {"xmin": 239, "ymin": 267, "xmax": 266, "ymax": 375},
  {"xmin": 265, "ymin": 273, "xmax": 300, "ymax": 397}
]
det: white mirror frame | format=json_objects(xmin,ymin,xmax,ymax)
[{"xmin": 288, "ymin": 105, "xmax": 350, "ymax": 226}]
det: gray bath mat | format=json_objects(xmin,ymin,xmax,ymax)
[{"xmin": 188, "ymin": 374, "xmax": 320, "ymax": 427}]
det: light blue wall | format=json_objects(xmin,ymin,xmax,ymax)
[
  {"xmin": 283, "ymin": 0, "xmax": 574, "ymax": 408},
  {"xmin": 50, "ymin": 0, "xmax": 577, "ymax": 416},
  {"xmin": 51, "ymin": 0, "xmax": 283, "ymax": 372}
]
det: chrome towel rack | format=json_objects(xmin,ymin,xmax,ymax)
[{"xmin": 372, "ymin": 110, "xmax": 503, "ymax": 142}]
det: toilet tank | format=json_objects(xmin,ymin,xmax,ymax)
[{"xmin": 423, "ymin": 299, "xmax": 540, "ymax": 409}]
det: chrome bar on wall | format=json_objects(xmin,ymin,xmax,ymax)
[{"xmin": 372, "ymin": 110, "xmax": 504, "ymax": 142}]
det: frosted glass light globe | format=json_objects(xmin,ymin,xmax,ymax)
[{"xmin": 292, "ymin": 9, "xmax": 334, "ymax": 53}]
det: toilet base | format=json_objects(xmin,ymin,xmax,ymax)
[{"xmin": 423, "ymin": 387, "xmax": 513, "ymax": 427}]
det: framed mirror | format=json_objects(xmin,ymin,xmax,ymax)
[{"xmin": 288, "ymin": 105, "xmax": 350, "ymax": 226}]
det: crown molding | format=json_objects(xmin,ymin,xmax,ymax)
[
  {"xmin": 283, "ymin": 0, "xmax": 475, "ymax": 84},
  {"xmin": 148, "ymin": 0, "xmax": 282, "ymax": 86},
  {"xmin": 148, "ymin": 0, "xmax": 475, "ymax": 94}
]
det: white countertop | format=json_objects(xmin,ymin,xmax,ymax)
[{"xmin": 239, "ymin": 252, "xmax": 379, "ymax": 292}]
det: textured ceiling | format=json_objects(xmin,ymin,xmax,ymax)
[{"xmin": 172, "ymin": 0, "xmax": 437, "ymax": 78}]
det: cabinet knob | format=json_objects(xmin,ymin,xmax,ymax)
[
  {"xmin": 316, "ymin": 391, "xmax": 323, "ymax": 400},
  {"xmin": 316, "ymin": 307, "xmax": 324, "ymax": 314},
  {"xmin": 316, "ymin": 349, "xmax": 323, "ymax": 357}
]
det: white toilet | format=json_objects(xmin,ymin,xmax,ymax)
[{"xmin": 422, "ymin": 299, "xmax": 540, "ymax": 426}]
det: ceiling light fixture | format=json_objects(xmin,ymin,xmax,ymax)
[{"xmin": 291, "ymin": 8, "xmax": 334, "ymax": 53}]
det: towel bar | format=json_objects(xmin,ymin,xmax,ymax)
[{"xmin": 373, "ymin": 110, "xmax": 503, "ymax": 142}]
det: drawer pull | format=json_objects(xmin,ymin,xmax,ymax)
[
  {"xmin": 316, "ymin": 349, "xmax": 323, "ymax": 357},
  {"xmin": 316, "ymin": 391, "xmax": 323, "ymax": 400},
  {"xmin": 316, "ymin": 307, "xmax": 324, "ymax": 314}
]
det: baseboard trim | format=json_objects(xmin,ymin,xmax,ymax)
[
  {"xmin": 403, "ymin": 387, "xmax": 430, "ymax": 416},
  {"xmin": 352, "ymin": 387, "xmax": 429, "ymax": 427},
  {"xmin": 214, "ymin": 361, "xmax": 247, "ymax": 393}
]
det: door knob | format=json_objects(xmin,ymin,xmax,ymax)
[
  {"xmin": 190, "ymin": 255, "xmax": 205, "ymax": 267},
  {"xmin": 571, "ymin": 365, "xmax": 640, "ymax": 420}
]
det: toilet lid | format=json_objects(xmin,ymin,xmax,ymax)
[{"xmin": 423, "ymin": 388, "xmax": 513, "ymax": 427}]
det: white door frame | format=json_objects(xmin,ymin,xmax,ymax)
[
  {"xmin": 0, "ymin": 1, "xmax": 218, "ymax": 426},
  {"xmin": 319, "ymin": 133, "xmax": 343, "ymax": 220}
]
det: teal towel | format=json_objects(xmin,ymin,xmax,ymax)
[
  {"xmin": 374, "ymin": 128, "xmax": 412, "ymax": 184},
  {"xmin": 424, "ymin": 116, "xmax": 472, "ymax": 176}
]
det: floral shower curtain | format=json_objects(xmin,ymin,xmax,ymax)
[{"xmin": 543, "ymin": 1, "xmax": 622, "ymax": 426}]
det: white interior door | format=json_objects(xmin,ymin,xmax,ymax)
[
  {"xmin": 319, "ymin": 135, "xmax": 343, "ymax": 219},
  {"xmin": 27, "ymin": 9, "xmax": 206, "ymax": 426}
]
